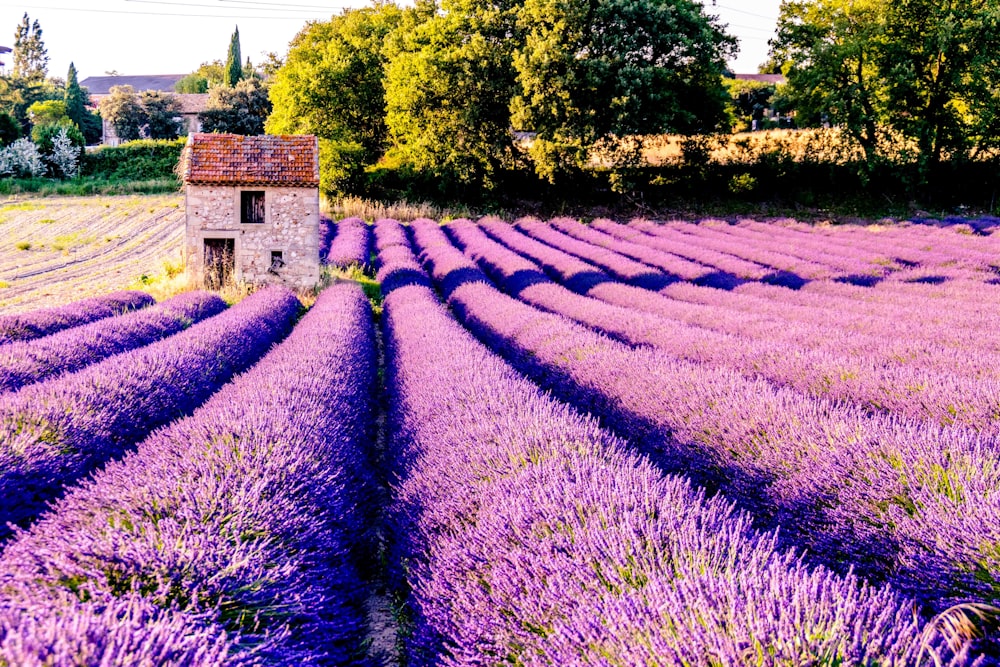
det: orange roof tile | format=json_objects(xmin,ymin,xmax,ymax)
[{"xmin": 181, "ymin": 133, "xmax": 319, "ymax": 187}]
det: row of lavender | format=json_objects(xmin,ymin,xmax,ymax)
[
  {"xmin": 407, "ymin": 219, "xmax": 1000, "ymax": 611},
  {"xmin": 0, "ymin": 283, "xmax": 378, "ymax": 663},
  {"xmin": 374, "ymin": 217, "xmax": 977, "ymax": 665},
  {"xmin": 0, "ymin": 287, "xmax": 300, "ymax": 538},
  {"xmin": 475, "ymin": 219, "xmax": 1000, "ymax": 431}
]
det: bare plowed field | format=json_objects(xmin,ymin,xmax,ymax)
[{"xmin": 0, "ymin": 195, "xmax": 183, "ymax": 312}]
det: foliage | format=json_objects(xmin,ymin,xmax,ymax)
[
  {"xmin": 26, "ymin": 99, "xmax": 68, "ymax": 128},
  {"xmin": 174, "ymin": 74, "xmax": 208, "ymax": 94},
  {"xmin": 31, "ymin": 121, "xmax": 84, "ymax": 157},
  {"xmin": 0, "ymin": 137, "xmax": 45, "ymax": 178},
  {"xmin": 383, "ymin": 0, "xmax": 522, "ymax": 191},
  {"xmin": 225, "ymin": 25, "xmax": 243, "ymax": 87},
  {"xmin": 12, "ymin": 13, "xmax": 47, "ymax": 82},
  {"xmin": 268, "ymin": 3, "xmax": 408, "ymax": 195},
  {"xmin": 198, "ymin": 77, "xmax": 270, "ymax": 135},
  {"xmin": 139, "ymin": 91, "xmax": 182, "ymax": 140},
  {"xmin": 98, "ymin": 85, "xmax": 145, "ymax": 142},
  {"xmin": 175, "ymin": 61, "xmax": 226, "ymax": 93},
  {"xmin": 0, "ymin": 75, "xmax": 59, "ymax": 136},
  {"xmin": 64, "ymin": 63, "xmax": 101, "ymax": 145},
  {"xmin": 511, "ymin": 0, "xmax": 736, "ymax": 180},
  {"xmin": 44, "ymin": 126, "xmax": 82, "ymax": 178},
  {"xmin": 81, "ymin": 138, "xmax": 184, "ymax": 181},
  {"xmin": 0, "ymin": 112, "xmax": 19, "ymax": 146},
  {"xmin": 770, "ymin": 0, "xmax": 1000, "ymax": 183},
  {"xmin": 770, "ymin": 0, "xmax": 887, "ymax": 168},
  {"xmin": 880, "ymin": 0, "xmax": 1000, "ymax": 175},
  {"xmin": 725, "ymin": 78, "xmax": 777, "ymax": 131}
]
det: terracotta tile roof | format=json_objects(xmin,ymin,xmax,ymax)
[{"xmin": 181, "ymin": 133, "xmax": 320, "ymax": 187}]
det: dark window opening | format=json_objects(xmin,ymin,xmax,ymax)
[
  {"xmin": 240, "ymin": 191, "xmax": 265, "ymax": 224},
  {"xmin": 269, "ymin": 250, "xmax": 285, "ymax": 275},
  {"xmin": 204, "ymin": 238, "xmax": 235, "ymax": 289}
]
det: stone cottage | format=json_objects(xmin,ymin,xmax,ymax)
[{"xmin": 180, "ymin": 133, "xmax": 321, "ymax": 290}]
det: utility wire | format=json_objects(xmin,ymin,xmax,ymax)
[
  {"xmin": 0, "ymin": 4, "xmax": 326, "ymax": 19},
  {"xmin": 219, "ymin": 0, "xmax": 352, "ymax": 9},
  {"xmin": 126, "ymin": 0, "xmax": 323, "ymax": 12}
]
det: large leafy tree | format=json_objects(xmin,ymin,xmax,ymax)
[
  {"xmin": 98, "ymin": 85, "xmax": 146, "ymax": 142},
  {"xmin": 12, "ymin": 13, "xmax": 47, "ymax": 83},
  {"xmin": 268, "ymin": 2, "xmax": 409, "ymax": 195},
  {"xmin": 769, "ymin": 0, "xmax": 887, "ymax": 167},
  {"xmin": 199, "ymin": 78, "xmax": 271, "ymax": 135},
  {"xmin": 140, "ymin": 91, "xmax": 183, "ymax": 139},
  {"xmin": 512, "ymin": 0, "xmax": 736, "ymax": 179},
  {"xmin": 384, "ymin": 0, "xmax": 525, "ymax": 190},
  {"xmin": 880, "ymin": 0, "xmax": 1000, "ymax": 174},
  {"xmin": 770, "ymin": 0, "xmax": 1000, "ymax": 179}
]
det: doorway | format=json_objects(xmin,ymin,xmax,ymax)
[{"xmin": 204, "ymin": 238, "xmax": 235, "ymax": 289}]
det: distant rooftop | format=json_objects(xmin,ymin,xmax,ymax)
[
  {"xmin": 733, "ymin": 74, "xmax": 786, "ymax": 85},
  {"xmin": 181, "ymin": 133, "xmax": 320, "ymax": 188},
  {"xmin": 79, "ymin": 74, "xmax": 187, "ymax": 95}
]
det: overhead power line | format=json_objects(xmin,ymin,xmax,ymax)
[
  {"xmin": 126, "ymin": 0, "xmax": 324, "ymax": 12},
  {"xmin": 0, "ymin": 3, "xmax": 328, "ymax": 19}
]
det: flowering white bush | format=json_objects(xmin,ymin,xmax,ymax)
[
  {"xmin": 46, "ymin": 126, "xmax": 80, "ymax": 179},
  {"xmin": 0, "ymin": 138, "xmax": 45, "ymax": 178}
]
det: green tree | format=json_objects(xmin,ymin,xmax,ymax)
[
  {"xmin": 769, "ymin": 0, "xmax": 887, "ymax": 167},
  {"xmin": 199, "ymin": 77, "xmax": 271, "ymax": 135},
  {"xmin": 175, "ymin": 74, "xmax": 208, "ymax": 93},
  {"xmin": 225, "ymin": 26, "xmax": 243, "ymax": 87},
  {"xmin": 0, "ymin": 112, "xmax": 19, "ymax": 146},
  {"xmin": 98, "ymin": 85, "xmax": 145, "ymax": 142},
  {"xmin": 725, "ymin": 78, "xmax": 777, "ymax": 132},
  {"xmin": 384, "ymin": 0, "xmax": 522, "ymax": 190},
  {"xmin": 511, "ymin": 0, "xmax": 736, "ymax": 180},
  {"xmin": 140, "ymin": 90, "xmax": 183, "ymax": 140},
  {"xmin": 26, "ymin": 99, "xmax": 68, "ymax": 127},
  {"xmin": 31, "ymin": 121, "xmax": 84, "ymax": 159},
  {"xmin": 64, "ymin": 63, "xmax": 102, "ymax": 144},
  {"xmin": 879, "ymin": 0, "xmax": 1000, "ymax": 175},
  {"xmin": 12, "ymin": 13, "xmax": 47, "ymax": 82},
  {"xmin": 268, "ymin": 3, "xmax": 409, "ymax": 195}
]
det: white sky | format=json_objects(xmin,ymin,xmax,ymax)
[{"xmin": 0, "ymin": 0, "xmax": 781, "ymax": 82}]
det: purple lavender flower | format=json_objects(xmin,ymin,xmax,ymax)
[{"xmin": 0, "ymin": 291, "xmax": 156, "ymax": 345}]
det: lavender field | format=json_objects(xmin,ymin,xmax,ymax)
[{"xmin": 2, "ymin": 214, "xmax": 1000, "ymax": 665}]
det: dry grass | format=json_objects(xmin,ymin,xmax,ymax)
[
  {"xmin": 328, "ymin": 196, "xmax": 472, "ymax": 223},
  {"xmin": 640, "ymin": 128, "xmax": 865, "ymax": 166}
]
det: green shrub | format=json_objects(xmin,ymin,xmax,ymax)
[{"xmin": 81, "ymin": 138, "xmax": 185, "ymax": 181}]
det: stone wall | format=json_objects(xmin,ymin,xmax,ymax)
[{"xmin": 185, "ymin": 184, "xmax": 321, "ymax": 290}]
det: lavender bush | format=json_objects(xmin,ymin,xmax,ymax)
[
  {"xmin": 326, "ymin": 217, "xmax": 372, "ymax": 271},
  {"xmin": 0, "ymin": 291, "xmax": 155, "ymax": 345},
  {"xmin": 376, "ymin": 217, "xmax": 975, "ymax": 666},
  {"xmin": 411, "ymin": 218, "xmax": 1000, "ymax": 617},
  {"xmin": 0, "ymin": 283, "xmax": 377, "ymax": 665},
  {"xmin": 0, "ymin": 291, "xmax": 227, "ymax": 394},
  {"xmin": 0, "ymin": 286, "xmax": 300, "ymax": 537}
]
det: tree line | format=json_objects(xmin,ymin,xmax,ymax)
[{"xmin": 265, "ymin": 0, "xmax": 736, "ymax": 198}]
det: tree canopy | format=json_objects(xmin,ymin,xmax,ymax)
[
  {"xmin": 267, "ymin": 2, "xmax": 409, "ymax": 195},
  {"xmin": 769, "ymin": 0, "xmax": 1000, "ymax": 179},
  {"xmin": 200, "ymin": 77, "xmax": 271, "ymax": 135},
  {"xmin": 13, "ymin": 13, "xmax": 48, "ymax": 83}
]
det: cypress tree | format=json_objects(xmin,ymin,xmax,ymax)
[
  {"xmin": 65, "ymin": 63, "xmax": 102, "ymax": 144},
  {"xmin": 64, "ymin": 63, "xmax": 86, "ymax": 126},
  {"xmin": 225, "ymin": 26, "xmax": 243, "ymax": 87}
]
